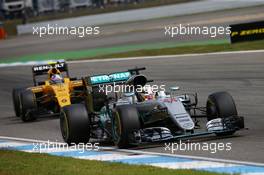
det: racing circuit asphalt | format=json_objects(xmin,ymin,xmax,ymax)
[{"xmin": 0, "ymin": 51, "xmax": 264, "ymax": 163}]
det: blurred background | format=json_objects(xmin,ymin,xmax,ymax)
[
  {"xmin": 0, "ymin": 0, "xmax": 264, "ymax": 62},
  {"xmin": 0, "ymin": 0, "xmax": 193, "ymax": 34},
  {"xmin": 1, "ymin": 0, "xmax": 154, "ymax": 20},
  {"xmin": 0, "ymin": 0, "xmax": 264, "ymax": 165}
]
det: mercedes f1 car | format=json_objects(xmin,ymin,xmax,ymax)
[
  {"xmin": 12, "ymin": 61, "xmax": 85, "ymax": 122},
  {"xmin": 60, "ymin": 67, "xmax": 245, "ymax": 148}
]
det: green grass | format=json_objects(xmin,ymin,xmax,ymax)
[
  {"xmin": 0, "ymin": 39, "xmax": 228, "ymax": 64},
  {"xmin": 93, "ymin": 39, "xmax": 264, "ymax": 59},
  {"xmin": 0, "ymin": 150, "xmax": 225, "ymax": 175},
  {"xmin": 1, "ymin": 39, "xmax": 264, "ymax": 64},
  {"xmin": 3, "ymin": 0, "xmax": 197, "ymax": 36}
]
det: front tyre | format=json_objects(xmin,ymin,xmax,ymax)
[
  {"xmin": 60, "ymin": 104, "xmax": 90, "ymax": 145},
  {"xmin": 206, "ymin": 91, "xmax": 237, "ymax": 121},
  {"xmin": 206, "ymin": 91, "xmax": 238, "ymax": 136},
  {"xmin": 112, "ymin": 105, "xmax": 141, "ymax": 148}
]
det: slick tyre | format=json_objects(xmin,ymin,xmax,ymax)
[
  {"xmin": 206, "ymin": 91, "xmax": 237, "ymax": 136},
  {"xmin": 60, "ymin": 104, "xmax": 90, "ymax": 145},
  {"xmin": 206, "ymin": 91, "xmax": 237, "ymax": 121},
  {"xmin": 12, "ymin": 88, "xmax": 26, "ymax": 117},
  {"xmin": 112, "ymin": 105, "xmax": 141, "ymax": 148},
  {"xmin": 20, "ymin": 90, "xmax": 37, "ymax": 122}
]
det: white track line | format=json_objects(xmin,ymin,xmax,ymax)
[
  {"xmin": 0, "ymin": 136, "xmax": 66, "ymax": 145},
  {"xmin": 68, "ymin": 49, "xmax": 264, "ymax": 64},
  {"xmin": 151, "ymin": 161, "xmax": 238, "ymax": 169},
  {"xmin": 28, "ymin": 146, "xmax": 85, "ymax": 153},
  {"xmin": 77, "ymin": 153, "xmax": 129, "ymax": 161},
  {"xmin": 1, "ymin": 136, "xmax": 264, "ymax": 167},
  {"xmin": 0, "ymin": 136, "xmax": 113, "ymax": 150},
  {"xmin": 0, "ymin": 141, "xmax": 30, "ymax": 148},
  {"xmin": 1, "ymin": 49, "xmax": 264, "ymax": 68},
  {"xmin": 78, "ymin": 154, "xmax": 154, "ymax": 161},
  {"xmin": 116, "ymin": 148, "xmax": 264, "ymax": 167}
]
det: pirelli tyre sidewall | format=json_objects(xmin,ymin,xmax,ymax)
[
  {"xmin": 60, "ymin": 104, "xmax": 90, "ymax": 145},
  {"xmin": 20, "ymin": 89, "xmax": 37, "ymax": 122},
  {"xmin": 12, "ymin": 88, "xmax": 26, "ymax": 117},
  {"xmin": 112, "ymin": 105, "xmax": 141, "ymax": 149}
]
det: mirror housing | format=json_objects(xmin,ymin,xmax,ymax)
[{"xmin": 170, "ymin": 86, "xmax": 180, "ymax": 91}]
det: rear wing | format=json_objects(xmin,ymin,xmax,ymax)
[
  {"xmin": 84, "ymin": 67, "xmax": 146, "ymax": 86},
  {"xmin": 89, "ymin": 71, "xmax": 131, "ymax": 85},
  {"xmin": 32, "ymin": 61, "xmax": 69, "ymax": 86},
  {"xmin": 83, "ymin": 67, "xmax": 152, "ymax": 112}
]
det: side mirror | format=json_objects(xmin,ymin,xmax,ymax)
[
  {"xmin": 170, "ymin": 86, "xmax": 180, "ymax": 91},
  {"xmin": 170, "ymin": 86, "xmax": 180, "ymax": 101}
]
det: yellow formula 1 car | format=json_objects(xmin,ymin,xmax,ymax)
[{"xmin": 12, "ymin": 61, "xmax": 85, "ymax": 122}]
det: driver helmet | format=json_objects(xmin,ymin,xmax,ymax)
[
  {"xmin": 50, "ymin": 74, "xmax": 63, "ymax": 84},
  {"xmin": 142, "ymin": 86, "xmax": 155, "ymax": 100}
]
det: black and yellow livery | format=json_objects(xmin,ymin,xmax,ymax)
[
  {"xmin": 12, "ymin": 61, "xmax": 85, "ymax": 122},
  {"xmin": 230, "ymin": 21, "xmax": 264, "ymax": 43}
]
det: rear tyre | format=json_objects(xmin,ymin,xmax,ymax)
[
  {"xmin": 206, "ymin": 91, "xmax": 237, "ymax": 136},
  {"xmin": 60, "ymin": 104, "xmax": 90, "ymax": 145},
  {"xmin": 112, "ymin": 105, "xmax": 141, "ymax": 148},
  {"xmin": 12, "ymin": 88, "xmax": 25, "ymax": 117},
  {"xmin": 20, "ymin": 90, "xmax": 37, "ymax": 122}
]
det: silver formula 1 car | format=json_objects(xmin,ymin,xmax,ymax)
[{"xmin": 60, "ymin": 67, "xmax": 245, "ymax": 148}]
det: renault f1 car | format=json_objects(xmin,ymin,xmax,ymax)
[
  {"xmin": 12, "ymin": 61, "xmax": 85, "ymax": 122},
  {"xmin": 60, "ymin": 67, "xmax": 245, "ymax": 148}
]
